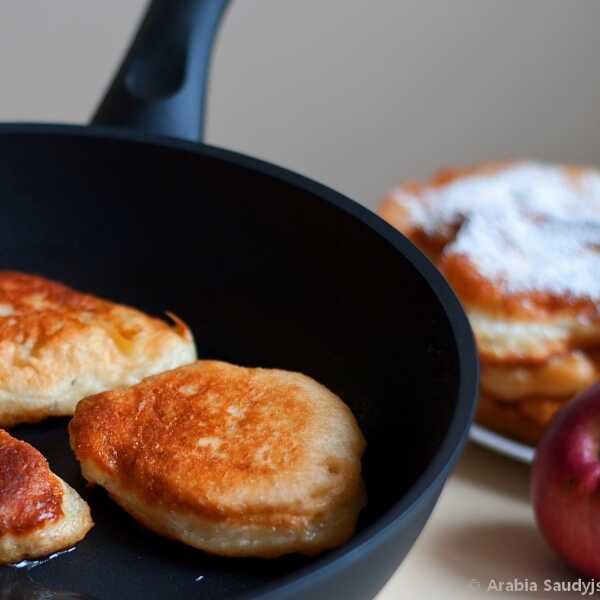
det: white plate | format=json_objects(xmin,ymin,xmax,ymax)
[{"xmin": 470, "ymin": 424, "xmax": 535, "ymax": 464}]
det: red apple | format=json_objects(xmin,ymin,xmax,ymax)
[{"xmin": 532, "ymin": 382, "xmax": 600, "ymax": 577}]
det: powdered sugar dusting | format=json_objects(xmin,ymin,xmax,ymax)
[{"xmin": 392, "ymin": 163, "xmax": 600, "ymax": 300}]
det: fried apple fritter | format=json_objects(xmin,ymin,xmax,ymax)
[{"xmin": 70, "ymin": 360, "xmax": 366, "ymax": 558}]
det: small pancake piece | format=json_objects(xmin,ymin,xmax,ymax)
[
  {"xmin": 69, "ymin": 361, "xmax": 366, "ymax": 558},
  {"xmin": 0, "ymin": 271, "xmax": 196, "ymax": 426},
  {"xmin": 0, "ymin": 429, "xmax": 92, "ymax": 564},
  {"xmin": 380, "ymin": 162, "xmax": 600, "ymax": 444}
]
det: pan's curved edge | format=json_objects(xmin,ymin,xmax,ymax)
[{"xmin": 0, "ymin": 122, "xmax": 479, "ymax": 598}]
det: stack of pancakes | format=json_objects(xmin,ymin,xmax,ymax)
[{"xmin": 380, "ymin": 162, "xmax": 600, "ymax": 445}]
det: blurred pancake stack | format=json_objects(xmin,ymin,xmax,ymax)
[{"xmin": 380, "ymin": 162, "xmax": 600, "ymax": 445}]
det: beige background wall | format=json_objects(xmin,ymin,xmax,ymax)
[{"xmin": 0, "ymin": 1, "xmax": 599, "ymax": 209}]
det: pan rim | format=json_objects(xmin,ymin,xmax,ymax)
[{"xmin": 0, "ymin": 122, "xmax": 479, "ymax": 598}]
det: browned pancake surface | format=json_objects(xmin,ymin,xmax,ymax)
[
  {"xmin": 70, "ymin": 361, "xmax": 364, "ymax": 521},
  {"xmin": 0, "ymin": 428, "xmax": 63, "ymax": 536},
  {"xmin": 0, "ymin": 271, "xmax": 195, "ymax": 426}
]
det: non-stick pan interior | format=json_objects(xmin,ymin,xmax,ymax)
[{"xmin": 0, "ymin": 129, "xmax": 460, "ymax": 599}]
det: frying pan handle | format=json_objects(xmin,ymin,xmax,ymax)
[{"xmin": 91, "ymin": 0, "xmax": 229, "ymax": 142}]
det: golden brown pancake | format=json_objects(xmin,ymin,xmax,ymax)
[
  {"xmin": 69, "ymin": 360, "xmax": 366, "ymax": 558},
  {"xmin": 380, "ymin": 162, "xmax": 600, "ymax": 444},
  {"xmin": 0, "ymin": 429, "xmax": 92, "ymax": 564},
  {"xmin": 0, "ymin": 271, "xmax": 196, "ymax": 426}
]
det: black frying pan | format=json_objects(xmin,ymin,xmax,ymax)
[{"xmin": 0, "ymin": 1, "xmax": 478, "ymax": 599}]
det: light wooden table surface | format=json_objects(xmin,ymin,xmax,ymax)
[{"xmin": 378, "ymin": 443, "xmax": 582, "ymax": 599}]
